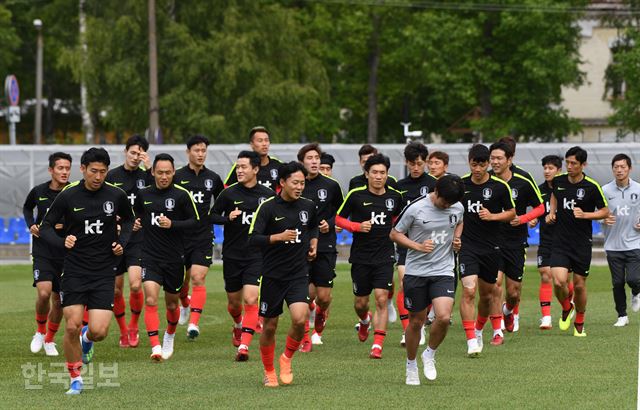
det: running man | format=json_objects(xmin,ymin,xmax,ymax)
[
  {"xmin": 428, "ymin": 151, "xmax": 449, "ymax": 179},
  {"xmin": 225, "ymin": 126, "xmax": 283, "ymax": 191},
  {"xmin": 319, "ymin": 152, "xmax": 336, "ymax": 177}
]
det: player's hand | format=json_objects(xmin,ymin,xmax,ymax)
[
  {"xmin": 279, "ymin": 229, "xmax": 298, "ymax": 242},
  {"xmin": 307, "ymin": 246, "xmax": 317, "ymax": 261},
  {"xmin": 452, "ymin": 237, "xmax": 462, "ymax": 252},
  {"xmin": 335, "ymin": 226, "xmax": 343, "ymax": 233},
  {"xmin": 112, "ymin": 242, "xmax": 123, "ymax": 256},
  {"xmin": 229, "ymin": 207, "xmax": 242, "ymax": 221},
  {"xmin": 545, "ymin": 212, "xmax": 556, "ymax": 224},
  {"xmin": 528, "ymin": 218, "xmax": 538, "ymax": 228},
  {"xmin": 573, "ymin": 207, "xmax": 585, "ymax": 219},
  {"xmin": 158, "ymin": 215, "xmax": 172, "ymax": 228},
  {"xmin": 319, "ymin": 219, "xmax": 330, "ymax": 234},
  {"xmin": 64, "ymin": 235, "xmax": 77, "ymax": 249},
  {"xmin": 360, "ymin": 220, "xmax": 372, "ymax": 233},
  {"xmin": 139, "ymin": 151, "xmax": 151, "ymax": 169},
  {"xmin": 635, "ymin": 221, "xmax": 640, "ymax": 231},
  {"xmin": 54, "ymin": 223, "xmax": 64, "ymax": 230},
  {"xmin": 420, "ymin": 239, "xmax": 435, "ymax": 253},
  {"xmin": 29, "ymin": 224, "xmax": 40, "ymax": 237},
  {"xmin": 478, "ymin": 206, "xmax": 492, "ymax": 221},
  {"xmin": 133, "ymin": 218, "xmax": 142, "ymax": 232},
  {"xmin": 605, "ymin": 213, "xmax": 616, "ymax": 226},
  {"xmin": 510, "ymin": 216, "xmax": 522, "ymax": 226}
]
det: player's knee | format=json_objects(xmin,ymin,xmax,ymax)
[
  {"xmin": 130, "ymin": 282, "xmax": 141, "ymax": 293},
  {"xmin": 65, "ymin": 320, "xmax": 82, "ymax": 335},
  {"xmin": 145, "ymin": 296, "xmax": 158, "ymax": 307},
  {"xmin": 114, "ymin": 287, "xmax": 123, "ymax": 299},
  {"xmin": 435, "ymin": 313, "xmax": 451, "ymax": 326},
  {"xmin": 408, "ymin": 315, "xmax": 423, "ymax": 330},
  {"xmin": 166, "ymin": 301, "xmax": 178, "ymax": 312},
  {"xmin": 462, "ymin": 287, "xmax": 475, "ymax": 302},
  {"xmin": 90, "ymin": 328, "xmax": 108, "ymax": 341},
  {"xmin": 37, "ymin": 288, "xmax": 51, "ymax": 301},
  {"xmin": 574, "ymin": 282, "xmax": 586, "ymax": 294}
]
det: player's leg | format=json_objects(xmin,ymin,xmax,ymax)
[
  {"xmin": 43, "ymin": 288, "xmax": 62, "ymax": 356},
  {"xmin": 161, "ymin": 290, "xmax": 180, "ymax": 360},
  {"xmin": 309, "ymin": 253, "xmax": 336, "ymax": 345},
  {"xmin": 607, "ymin": 251, "xmax": 629, "ymax": 326},
  {"xmin": 572, "ymin": 272, "xmax": 588, "ymax": 336},
  {"xmin": 62, "ymin": 304, "xmax": 85, "ymax": 394},
  {"xmin": 280, "ymin": 300, "xmax": 308, "ymax": 385},
  {"xmin": 538, "ymin": 258, "xmax": 553, "ymax": 329},
  {"xmin": 503, "ymin": 276, "xmax": 522, "ymax": 332},
  {"xmin": 422, "ymin": 290, "xmax": 455, "ymax": 381},
  {"xmin": 352, "ymin": 263, "xmax": 373, "ymax": 342},
  {"xmin": 478, "ymin": 276, "xmax": 503, "ymax": 346},
  {"xmin": 260, "ymin": 315, "xmax": 280, "ymax": 387},
  {"xmin": 178, "ymin": 251, "xmax": 193, "ymax": 325},
  {"xmin": 188, "ymin": 263, "xmax": 210, "ymax": 337},
  {"xmin": 397, "ymin": 263, "xmax": 410, "ymax": 345},
  {"xmin": 370, "ymin": 288, "xmax": 389, "ymax": 359},
  {"xmin": 113, "ymin": 273, "xmax": 128, "ymax": 347},
  {"xmin": 403, "ymin": 274, "xmax": 427, "ymax": 385},
  {"xmin": 300, "ymin": 282, "xmax": 316, "ymax": 353},
  {"xmin": 459, "ymin": 273, "xmax": 480, "ymax": 356},
  {"xmin": 32, "ymin": 280, "xmax": 52, "ymax": 353},
  {"xmin": 492, "ymin": 270, "xmax": 504, "ymax": 331},
  {"xmin": 237, "ymin": 283, "xmax": 260, "ymax": 361},
  {"xmin": 142, "ymin": 272, "xmax": 163, "ymax": 360},
  {"xmin": 127, "ymin": 265, "xmax": 144, "ymax": 346},
  {"xmin": 227, "ymin": 289, "xmax": 243, "ymax": 345},
  {"xmin": 551, "ymin": 265, "xmax": 574, "ymax": 330}
]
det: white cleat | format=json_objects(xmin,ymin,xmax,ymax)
[
  {"xmin": 539, "ymin": 315, "xmax": 553, "ymax": 329},
  {"xmin": 162, "ymin": 332, "xmax": 175, "ymax": 360},
  {"xmin": 467, "ymin": 338, "xmax": 481, "ymax": 357},
  {"xmin": 187, "ymin": 323, "xmax": 200, "ymax": 340},
  {"xmin": 421, "ymin": 350, "xmax": 437, "ymax": 381},
  {"xmin": 475, "ymin": 329, "xmax": 484, "ymax": 352},
  {"xmin": 311, "ymin": 332, "xmax": 323, "ymax": 345},
  {"xmin": 30, "ymin": 332, "xmax": 45, "ymax": 353},
  {"xmin": 632, "ymin": 292, "xmax": 640, "ymax": 313},
  {"xmin": 150, "ymin": 345, "xmax": 163, "ymax": 362},
  {"xmin": 387, "ymin": 300, "xmax": 398, "ymax": 323},
  {"xmin": 406, "ymin": 366, "xmax": 421, "ymax": 385},
  {"xmin": 513, "ymin": 314, "xmax": 520, "ymax": 332},
  {"xmin": 178, "ymin": 305, "xmax": 190, "ymax": 325},
  {"xmin": 400, "ymin": 333, "xmax": 406, "ymax": 347},
  {"xmin": 614, "ymin": 316, "xmax": 629, "ymax": 327},
  {"xmin": 44, "ymin": 342, "xmax": 59, "ymax": 356},
  {"xmin": 419, "ymin": 326, "xmax": 426, "ymax": 346}
]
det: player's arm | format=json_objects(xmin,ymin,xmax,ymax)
[
  {"xmin": 39, "ymin": 193, "xmax": 67, "ymax": 249},
  {"xmin": 389, "ymin": 206, "xmax": 433, "ymax": 253},
  {"xmin": 209, "ymin": 191, "xmax": 230, "ymax": 225},
  {"xmin": 166, "ymin": 191, "xmax": 199, "ymax": 230},
  {"xmin": 479, "ymin": 181, "xmax": 516, "ymax": 222},
  {"xmin": 23, "ymin": 187, "xmax": 38, "ymax": 237},
  {"xmin": 512, "ymin": 182, "xmax": 545, "ymax": 226},
  {"xmin": 308, "ymin": 207, "xmax": 319, "ymax": 260},
  {"xmin": 574, "ymin": 182, "xmax": 609, "ymax": 221},
  {"xmin": 116, "ymin": 191, "xmax": 135, "ymax": 248},
  {"xmin": 453, "ymin": 221, "xmax": 463, "ymax": 252},
  {"xmin": 335, "ymin": 190, "xmax": 371, "ymax": 233}
]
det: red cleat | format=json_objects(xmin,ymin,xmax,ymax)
[
  {"xmin": 235, "ymin": 345, "xmax": 249, "ymax": 362},
  {"xmin": 314, "ymin": 309, "xmax": 328, "ymax": 334},
  {"xmin": 232, "ymin": 327, "xmax": 242, "ymax": 347},
  {"xmin": 119, "ymin": 334, "xmax": 129, "ymax": 348},
  {"xmin": 503, "ymin": 304, "xmax": 515, "ymax": 333},
  {"xmin": 299, "ymin": 339, "xmax": 312, "ymax": 353},
  {"xmin": 369, "ymin": 345, "xmax": 382, "ymax": 359},
  {"xmin": 490, "ymin": 334, "xmax": 504, "ymax": 346},
  {"xmin": 128, "ymin": 328, "xmax": 139, "ymax": 348},
  {"xmin": 357, "ymin": 313, "xmax": 371, "ymax": 342}
]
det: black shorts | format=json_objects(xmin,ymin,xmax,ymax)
[
  {"xmin": 142, "ymin": 261, "xmax": 186, "ymax": 294},
  {"xmin": 184, "ymin": 241, "xmax": 213, "ymax": 269},
  {"xmin": 403, "ymin": 275, "xmax": 456, "ymax": 312},
  {"xmin": 223, "ymin": 258, "xmax": 261, "ymax": 293},
  {"xmin": 500, "ymin": 247, "xmax": 526, "ymax": 282},
  {"xmin": 309, "ymin": 253, "xmax": 337, "ymax": 288},
  {"xmin": 351, "ymin": 263, "xmax": 394, "ymax": 296},
  {"xmin": 458, "ymin": 248, "xmax": 502, "ymax": 284},
  {"xmin": 550, "ymin": 245, "xmax": 591, "ymax": 277},
  {"xmin": 60, "ymin": 274, "xmax": 115, "ymax": 310},
  {"xmin": 537, "ymin": 245, "xmax": 552, "ymax": 268},
  {"xmin": 396, "ymin": 247, "xmax": 407, "ymax": 266},
  {"xmin": 32, "ymin": 257, "xmax": 64, "ymax": 293},
  {"xmin": 258, "ymin": 276, "xmax": 310, "ymax": 318},
  {"xmin": 116, "ymin": 241, "xmax": 142, "ymax": 275}
]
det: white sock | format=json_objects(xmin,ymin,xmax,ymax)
[
  {"xmin": 424, "ymin": 347, "xmax": 436, "ymax": 359},
  {"xmin": 406, "ymin": 359, "xmax": 417, "ymax": 369},
  {"xmin": 82, "ymin": 332, "xmax": 91, "ymax": 344},
  {"xmin": 493, "ymin": 329, "xmax": 503, "ymax": 337}
]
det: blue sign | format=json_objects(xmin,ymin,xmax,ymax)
[{"xmin": 5, "ymin": 75, "xmax": 19, "ymax": 106}]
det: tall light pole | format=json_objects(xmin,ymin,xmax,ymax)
[{"xmin": 33, "ymin": 19, "xmax": 43, "ymax": 145}]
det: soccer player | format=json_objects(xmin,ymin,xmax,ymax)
[
  {"xmin": 210, "ymin": 151, "xmax": 275, "ymax": 360},
  {"xmin": 134, "ymin": 153, "xmax": 199, "ymax": 361},
  {"xmin": 248, "ymin": 161, "xmax": 318, "ymax": 387},
  {"xmin": 39, "ymin": 147, "xmax": 134, "ymax": 395},
  {"xmin": 348, "ymin": 144, "xmax": 399, "ymax": 190},
  {"xmin": 336, "ymin": 154, "xmax": 403, "ymax": 359},
  {"xmin": 174, "ymin": 135, "xmax": 224, "ymax": 339},
  {"xmin": 390, "ymin": 175, "xmax": 464, "ymax": 384},
  {"xmin": 319, "ymin": 152, "xmax": 336, "ymax": 177},
  {"xmin": 298, "ymin": 143, "xmax": 344, "ymax": 350},
  {"xmin": 24, "ymin": 152, "xmax": 72, "ymax": 356},
  {"xmin": 106, "ymin": 134, "xmax": 153, "ymax": 348},
  {"xmin": 428, "ymin": 151, "xmax": 449, "ymax": 179},
  {"xmin": 528, "ymin": 155, "xmax": 563, "ymax": 329},
  {"xmin": 396, "ymin": 142, "xmax": 436, "ymax": 345},
  {"xmin": 489, "ymin": 142, "xmax": 544, "ymax": 333},
  {"xmin": 224, "ymin": 126, "xmax": 283, "ymax": 191},
  {"xmin": 602, "ymin": 153, "xmax": 640, "ymax": 327},
  {"xmin": 497, "ymin": 136, "xmax": 541, "ymax": 194},
  {"xmin": 458, "ymin": 144, "xmax": 515, "ymax": 355},
  {"xmin": 547, "ymin": 146, "xmax": 608, "ymax": 337}
]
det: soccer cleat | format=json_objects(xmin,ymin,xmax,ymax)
[
  {"xmin": 467, "ymin": 338, "xmax": 481, "ymax": 357},
  {"xmin": 421, "ymin": 350, "xmax": 437, "ymax": 381},
  {"xmin": 119, "ymin": 334, "xmax": 129, "ymax": 348},
  {"xmin": 475, "ymin": 329, "xmax": 484, "ymax": 352},
  {"xmin": 513, "ymin": 314, "xmax": 520, "ymax": 332},
  {"xmin": 503, "ymin": 303, "xmax": 514, "ymax": 332},
  {"xmin": 632, "ymin": 292, "xmax": 640, "ymax": 313},
  {"xmin": 357, "ymin": 314, "xmax": 371, "ymax": 342},
  {"xmin": 65, "ymin": 380, "xmax": 83, "ymax": 395},
  {"xmin": 263, "ymin": 370, "xmax": 278, "ymax": 387},
  {"xmin": 311, "ymin": 332, "xmax": 323, "ymax": 345},
  {"xmin": 299, "ymin": 339, "xmax": 312, "ymax": 353},
  {"xmin": 369, "ymin": 344, "xmax": 383, "ymax": 359},
  {"xmin": 232, "ymin": 327, "xmax": 242, "ymax": 347},
  {"xmin": 539, "ymin": 315, "xmax": 553, "ymax": 330},
  {"xmin": 314, "ymin": 310, "xmax": 327, "ymax": 334},
  {"xmin": 80, "ymin": 326, "xmax": 94, "ymax": 364},
  {"xmin": 406, "ymin": 366, "xmax": 421, "ymax": 385},
  {"xmin": 573, "ymin": 327, "xmax": 587, "ymax": 337},
  {"xmin": 44, "ymin": 342, "xmax": 59, "ymax": 357},
  {"xmin": 279, "ymin": 354, "xmax": 293, "ymax": 385},
  {"xmin": 400, "ymin": 333, "xmax": 406, "ymax": 347},
  {"xmin": 419, "ymin": 326, "xmax": 426, "ymax": 346},
  {"xmin": 490, "ymin": 333, "xmax": 504, "ymax": 346},
  {"xmin": 161, "ymin": 332, "xmax": 175, "ymax": 360},
  {"xmin": 128, "ymin": 327, "xmax": 140, "ymax": 348},
  {"xmin": 187, "ymin": 323, "xmax": 200, "ymax": 340},
  {"xmin": 178, "ymin": 305, "xmax": 190, "ymax": 325},
  {"xmin": 614, "ymin": 316, "xmax": 629, "ymax": 327},
  {"xmin": 559, "ymin": 303, "xmax": 575, "ymax": 331},
  {"xmin": 236, "ymin": 344, "xmax": 249, "ymax": 362},
  {"xmin": 150, "ymin": 345, "xmax": 163, "ymax": 362},
  {"xmin": 387, "ymin": 300, "xmax": 398, "ymax": 323},
  {"xmin": 30, "ymin": 332, "xmax": 45, "ymax": 353}
]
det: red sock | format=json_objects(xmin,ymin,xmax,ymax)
[
  {"xmin": 373, "ymin": 329, "xmax": 386, "ymax": 347},
  {"xmin": 561, "ymin": 295, "xmax": 572, "ymax": 311},
  {"xmin": 303, "ymin": 320, "xmax": 310, "ymax": 343},
  {"xmin": 315, "ymin": 305, "xmax": 328, "ymax": 335},
  {"xmin": 66, "ymin": 361, "xmax": 82, "ymax": 379},
  {"xmin": 36, "ymin": 313, "xmax": 47, "ymax": 334},
  {"xmin": 540, "ymin": 282, "xmax": 552, "ymax": 316},
  {"xmin": 45, "ymin": 321, "xmax": 60, "ymax": 343},
  {"xmin": 284, "ymin": 335, "xmax": 301, "ymax": 359},
  {"xmin": 113, "ymin": 294, "xmax": 127, "ymax": 335},
  {"xmin": 166, "ymin": 307, "xmax": 180, "ymax": 334},
  {"xmin": 260, "ymin": 344, "xmax": 276, "ymax": 372},
  {"xmin": 490, "ymin": 315, "xmax": 502, "ymax": 331},
  {"xmin": 575, "ymin": 311, "xmax": 585, "ymax": 324},
  {"xmin": 397, "ymin": 291, "xmax": 409, "ymax": 331},
  {"xmin": 240, "ymin": 304, "xmax": 258, "ymax": 346},
  {"xmin": 190, "ymin": 286, "xmax": 207, "ymax": 326},
  {"xmin": 144, "ymin": 305, "xmax": 160, "ymax": 347},
  {"xmin": 309, "ymin": 300, "xmax": 316, "ymax": 312},
  {"xmin": 513, "ymin": 304, "xmax": 519, "ymax": 315},
  {"xmin": 179, "ymin": 282, "xmax": 190, "ymax": 307},
  {"xmin": 475, "ymin": 315, "xmax": 488, "ymax": 331},
  {"xmin": 82, "ymin": 307, "xmax": 89, "ymax": 325},
  {"xmin": 463, "ymin": 320, "xmax": 476, "ymax": 340},
  {"xmin": 128, "ymin": 290, "xmax": 144, "ymax": 329},
  {"xmin": 568, "ymin": 281, "xmax": 574, "ymax": 298},
  {"xmin": 227, "ymin": 303, "xmax": 242, "ymax": 325}
]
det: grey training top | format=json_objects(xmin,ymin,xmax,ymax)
[
  {"xmin": 393, "ymin": 195, "xmax": 464, "ymax": 277},
  {"xmin": 602, "ymin": 178, "xmax": 640, "ymax": 251}
]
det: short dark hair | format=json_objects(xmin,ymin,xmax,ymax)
[
  {"xmin": 404, "ymin": 142, "xmax": 429, "ymax": 162},
  {"xmin": 358, "ymin": 144, "xmax": 378, "ymax": 158},
  {"xmin": 153, "ymin": 153, "xmax": 174, "ymax": 169},
  {"xmin": 125, "ymin": 134, "xmax": 149, "ymax": 152},
  {"xmin": 237, "ymin": 150, "xmax": 260, "ymax": 168},
  {"xmin": 611, "ymin": 153, "xmax": 632, "ymax": 168},
  {"xmin": 81, "ymin": 147, "xmax": 110, "ymax": 167},
  {"xmin": 498, "ymin": 136, "xmax": 516, "ymax": 155},
  {"xmin": 428, "ymin": 151, "xmax": 449, "ymax": 165},
  {"xmin": 364, "ymin": 153, "xmax": 390, "ymax": 172},
  {"xmin": 279, "ymin": 161, "xmax": 308, "ymax": 181},
  {"xmin": 541, "ymin": 155, "xmax": 562, "ymax": 169},
  {"xmin": 565, "ymin": 146, "xmax": 587, "ymax": 164},
  {"xmin": 48, "ymin": 152, "xmax": 72, "ymax": 168},
  {"xmin": 435, "ymin": 174, "xmax": 465, "ymax": 205},
  {"xmin": 468, "ymin": 144, "xmax": 489, "ymax": 163},
  {"xmin": 297, "ymin": 143, "xmax": 322, "ymax": 162},
  {"xmin": 186, "ymin": 135, "xmax": 210, "ymax": 149},
  {"xmin": 249, "ymin": 126, "xmax": 270, "ymax": 141},
  {"xmin": 489, "ymin": 141, "xmax": 514, "ymax": 159},
  {"xmin": 320, "ymin": 152, "xmax": 335, "ymax": 167}
]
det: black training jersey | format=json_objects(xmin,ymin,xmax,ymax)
[
  {"xmin": 225, "ymin": 156, "xmax": 283, "ymax": 192},
  {"xmin": 39, "ymin": 180, "xmax": 134, "ymax": 277},
  {"xmin": 552, "ymin": 173, "xmax": 607, "ymax": 247},
  {"xmin": 174, "ymin": 165, "xmax": 223, "ymax": 239},
  {"xmin": 538, "ymin": 182, "xmax": 555, "ymax": 248},
  {"xmin": 210, "ymin": 182, "xmax": 275, "ymax": 261},
  {"xmin": 23, "ymin": 181, "xmax": 66, "ymax": 261},
  {"xmin": 460, "ymin": 174, "xmax": 515, "ymax": 253},
  {"xmin": 397, "ymin": 173, "xmax": 437, "ymax": 205},
  {"xmin": 248, "ymin": 196, "xmax": 319, "ymax": 280},
  {"xmin": 499, "ymin": 173, "xmax": 543, "ymax": 248},
  {"xmin": 302, "ymin": 174, "xmax": 343, "ymax": 253},
  {"xmin": 133, "ymin": 183, "xmax": 199, "ymax": 263},
  {"xmin": 338, "ymin": 186, "xmax": 403, "ymax": 265},
  {"xmin": 348, "ymin": 173, "xmax": 399, "ymax": 191},
  {"xmin": 106, "ymin": 165, "xmax": 153, "ymax": 243},
  {"xmin": 512, "ymin": 164, "xmax": 541, "ymax": 195}
]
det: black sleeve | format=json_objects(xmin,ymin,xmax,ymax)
[
  {"xmin": 171, "ymin": 191, "xmax": 199, "ymax": 230},
  {"xmin": 309, "ymin": 205, "xmax": 319, "ymax": 240},
  {"xmin": 248, "ymin": 201, "xmax": 271, "ymax": 248},
  {"xmin": 327, "ymin": 182, "xmax": 344, "ymax": 228},
  {"xmin": 23, "ymin": 187, "xmax": 37, "ymax": 227},
  {"xmin": 213, "ymin": 175, "xmax": 224, "ymax": 199},
  {"xmin": 500, "ymin": 183, "xmax": 515, "ymax": 211},
  {"xmin": 39, "ymin": 192, "xmax": 67, "ymax": 249},
  {"xmin": 224, "ymin": 163, "xmax": 238, "ymax": 186},
  {"xmin": 209, "ymin": 190, "xmax": 228, "ymax": 225},
  {"xmin": 117, "ymin": 191, "xmax": 135, "ymax": 247},
  {"xmin": 337, "ymin": 192, "xmax": 353, "ymax": 219}
]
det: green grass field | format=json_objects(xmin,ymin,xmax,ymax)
[{"xmin": 0, "ymin": 263, "xmax": 637, "ymax": 409}]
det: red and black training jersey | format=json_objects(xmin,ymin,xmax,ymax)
[{"xmin": 302, "ymin": 174, "xmax": 343, "ymax": 254}]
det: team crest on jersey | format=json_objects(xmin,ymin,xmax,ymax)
[
  {"xmin": 258, "ymin": 197, "xmax": 267, "ymax": 204},
  {"xmin": 299, "ymin": 210, "xmax": 309, "ymax": 225},
  {"xmin": 136, "ymin": 179, "xmax": 146, "ymax": 189},
  {"xmin": 420, "ymin": 186, "xmax": 429, "ymax": 196},
  {"xmin": 385, "ymin": 198, "xmax": 395, "ymax": 211},
  {"xmin": 576, "ymin": 188, "xmax": 585, "ymax": 200},
  {"xmin": 165, "ymin": 198, "xmax": 175, "ymax": 211},
  {"xmin": 33, "ymin": 269, "xmax": 40, "ymax": 280},
  {"xmin": 511, "ymin": 188, "xmax": 518, "ymax": 199},
  {"xmin": 270, "ymin": 169, "xmax": 279, "ymax": 180},
  {"xmin": 103, "ymin": 201, "xmax": 114, "ymax": 216},
  {"xmin": 449, "ymin": 214, "xmax": 458, "ymax": 228},
  {"xmin": 318, "ymin": 189, "xmax": 328, "ymax": 201},
  {"xmin": 632, "ymin": 193, "xmax": 639, "ymax": 203},
  {"xmin": 204, "ymin": 179, "xmax": 214, "ymax": 191},
  {"xmin": 482, "ymin": 188, "xmax": 492, "ymax": 200}
]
